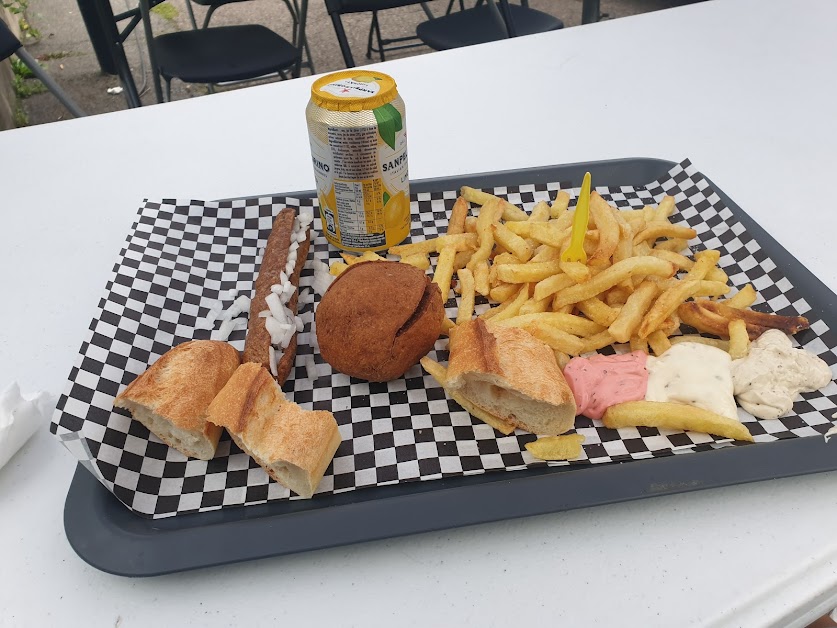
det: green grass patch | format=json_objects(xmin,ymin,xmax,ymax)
[{"xmin": 151, "ymin": 2, "xmax": 178, "ymax": 21}]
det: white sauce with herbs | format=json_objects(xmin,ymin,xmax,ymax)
[
  {"xmin": 645, "ymin": 343, "xmax": 739, "ymax": 420},
  {"xmin": 732, "ymin": 329, "xmax": 832, "ymax": 420}
]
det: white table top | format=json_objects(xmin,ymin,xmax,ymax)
[{"xmin": 2, "ymin": 0, "xmax": 837, "ymax": 625}]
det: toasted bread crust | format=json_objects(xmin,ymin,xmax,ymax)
[
  {"xmin": 206, "ymin": 363, "xmax": 341, "ymax": 497},
  {"xmin": 446, "ymin": 319, "xmax": 576, "ymax": 434}
]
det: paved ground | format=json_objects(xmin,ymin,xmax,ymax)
[{"xmin": 17, "ymin": 0, "xmax": 687, "ymax": 126}]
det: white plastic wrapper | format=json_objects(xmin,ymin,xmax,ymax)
[{"xmin": 0, "ymin": 383, "xmax": 54, "ymax": 471}]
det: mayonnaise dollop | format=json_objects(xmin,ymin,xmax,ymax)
[
  {"xmin": 645, "ymin": 342, "xmax": 739, "ymax": 420},
  {"xmin": 562, "ymin": 352, "xmax": 649, "ymax": 420},
  {"xmin": 731, "ymin": 329, "xmax": 832, "ymax": 420}
]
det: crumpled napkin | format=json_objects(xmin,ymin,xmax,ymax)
[{"xmin": 0, "ymin": 383, "xmax": 55, "ymax": 471}]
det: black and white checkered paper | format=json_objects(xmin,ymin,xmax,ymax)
[{"xmin": 50, "ymin": 160, "xmax": 837, "ymax": 518}]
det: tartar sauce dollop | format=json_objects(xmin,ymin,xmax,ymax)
[{"xmin": 732, "ymin": 329, "xmax": 832, "ymax": 420}]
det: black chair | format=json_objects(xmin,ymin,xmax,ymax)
[
  {"xmin": 416, "ymin": 0, "xmax": 563, "ymax": 51},
  {"xmin": 0, "ymin": 18, "xmax": 85, "ymax": 118},
  {"xmin": 182, "ymin": 0, "xmax": 314, "ymax": 75},
  {"xmin": 325, "ymin": 0, "xmax": 436, "ymax": 68},
  {"xmin": 139, "ymin": 0, "xmax": 310, "ymax": 102}
]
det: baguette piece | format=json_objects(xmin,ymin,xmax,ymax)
[
  {"xmin": 206, "ymin": 363, "xmax": 341, "ymax": 499},
  {"xmin": 243, "ymin": 208, "xmax": 311, "ymax": 384},
  {"xmin": 113, "ymin": 340, "xmax": 240, "ymax": 460},
  {"xmin": 446, "ymin": 319, "xmax": 577, "ymax": 436}
]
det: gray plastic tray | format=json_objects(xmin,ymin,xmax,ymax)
[{"xmin": 63, "ymin": 157, "xmax": 837, "ymax": 576}]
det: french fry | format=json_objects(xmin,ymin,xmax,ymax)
[
  {"xmin": 693, "ymin": 280, "xmax": 731, "ymax": 298},
  {"xmin": 700, "ymin": 301, "xmax": 810, "ymax": 336},
  {"xmin": 474, "ymin": 260, "xmax": 491, "ymax": 296},
  {"xmin": 705, "ymin": 267, "xmax": 728, "ymax": 283},
  {"xmin": 490, "ymin": 284, "xmax": 529, "ymax": 322},
  {"xmin": 420, "ymin": 357, "xmax": 516, "ymax": 435},
  {"xmin": 655, "ymin": 196, "xmax": 676, "ymax": 220},
  {"xmin": 552, "ymin": 257, "xmax": 676, "ymax": 309},
  {"xmin": 608, "ymin": 280, "xmax": 660, "ymax": 343},
  {"xmin": 460, "ymin": 186, "xmax": 528, "ymax": 222},
  {"xmin": 489, "ymin": 282, "xmax": 520, "ymax": 303},
  {"xmin": 529, "ymin": 200, "xmax": 551, "ymax": 222},
  {"xmin": 612, "ymin": 214, "xmax": 634, "ymax": 265},
  {"xmin": 492, "ymin": 223, "xmax": 533, "ymax": 262},
  {"xmin": 519, "ymin": 295, "xmax": 552, "ymax": 316},
  {"xmin": 560, "ymin": 260, "xmax": 591, "ymax": 283},
  {"xmin": 637, "ymin": 279, "xmax": 700, "ymax": 338},
  {"xmin": 466, "ymin": 198, "xmax": 504, "ymax": 274},
  {"xmin": 725, "ymin": 284, "xmax": 757, "ymax": 309},
  {"xmin": 440, "ymin": 317, "xmax": 456, "ymax": 335},
  {"xmin": 447, "ymin": 196, "xmax": 469, "ymax": 235},
  {"xmin": 577, "ymin": 297, "xmax": 620, "ymax": 327},
  {"xmin": 533, "ymin": 273, "xmax": 576, "ymax": 302},
  {"xmin": 633, "ymin": 222, "xmax": 698, "ymax": 246},
  {"xmin": 642, "ymin": 206, "xmax": 657, "ymax": 222},
  {"xmin": 630, "ymin": 336, "xmax": 649, "ymax": 353},
  {"xmin": 492, "ymin": 252, "xmax": 519, "ymax": 266},
  {"xmin": 527, "ymin": 324, "xmax": 585, "ymax": 355},
  {"xmin": 492, "ymin": 312, "xmax": 605, "ymax": 337},
  {"xmin": 432, "ymin": 246, "xmax": 456, "ymax": 301},
  {"xmin": 530, "ymin": 244, "xmax": 562, "ymax": 263},
  {"xmin": 588, "ymin": 193, "xmax": 620, "ymax": 267},
  {"xmin": 605, "ymin": 287, "xmax": 632, "ymax": 306},
  {"xmin": 728, "ymin": 319, "xmax": 750, "ymax": 359},
  {"xmin": 685, "ymin": 249, "xmax": 721, "ymax": 281},
  {"xmin": 506, "ymin": 221, "xmax": 569, "ymax": 249},
  {"xmin": 456, "ymin": 268, "xmax": 476, "ymax": 324},
  {"xmin": 525, "ymin": 434, "xmax": 585, "ymax": 461},
  {"xmin": 647, "ymin": 330, "xmax": 672, "ymax": 356},
  {"xmin": 578, "ymin": 331, "xmax": 617, "ymax": 354},
  {"xmin": 390, "ymin": 233, "xmax": 477, "ymax": 257},
  {"xmin": 602, "ymin": 401, "xmax": 754, "ymax": 442},
  {"xmin": 553, "ymin": 351, "xmax": 571, "ymax": 370},
  {"xmin": 497, "ymin": 260, "xmax": 564, "ymax": 284},
  {"xmin": 550, "ymin": 190, "xmax": 571, "ymax": 218},
  {"xmin": 400, "ymin": 253, "xmax": 430, "ymax": 270},
  {"xmin": 649, "ymin": 249, "xmax": 694, "ymax": 271},
  {"xmin": 329, "ymin": 261, "xmax": 349, "ymax": 276},
  {"xmin": 653, "ymin": 238, "xmax": 689, "ymax": 253},
  {"xmin": 464, "ymin": 216, "xmax": 478, "ymax": 234},
  {"xmin": 481, "ymin": 299, "xmax": 511, "ymax": 320},
  {"xmin": 670, "ymin": 335, "xmax": 729, "ymax": 350},
  {"xmin": 453, "ymin": 250, "xmax": 473, "ymax": 271},
  {"xmin": 677, "ymin": 302, "xmax": 769, "ymax": 340}
]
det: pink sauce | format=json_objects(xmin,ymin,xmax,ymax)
[{"xmin": 563, "ymin": 351, "xmax": 649, "ymax": 420}]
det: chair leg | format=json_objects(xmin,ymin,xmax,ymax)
[
  {"xmin": 419, "ymin": 2, "xmax": 433, "ymax": 19},
  {"xmin": 373, "ymin": 12, "xmax": 386, "ymax": 61},
  {"xmin": 365, "ymin": 11, "xmax": 378, "ymax": 60},
  {"xmin": 138, "ymin": 0, "xmax": 164, "ymax": 103},
  {"xmin": 184, "ymin": 0, "xmax": 198, "ymax": 30},
  {"xmin": 92, "ymin": 0, "xmax": 142, "ymax": 107},
  {"xmin": 14, "ymin": 47, "xmax": 86, "ymax": 117},
  {"xmin": 202, "ymin": 6, "xmax": 217, "ymax": 29},
  {"xmin": 164, "ymin": 78, "xmax": 171, "ymax": 102},
  {"xmin": 330, "ymin": 13, "xmax": 355, "ymax": 68}
]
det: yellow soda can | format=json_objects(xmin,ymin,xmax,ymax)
[{"xmin": 305, "ymin": 70, "xmax": 410, "ymax": 252}]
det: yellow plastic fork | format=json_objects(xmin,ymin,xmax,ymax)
[{"xmin": 561, "ymin": 171, "xmax": 592, "ymax": 263}]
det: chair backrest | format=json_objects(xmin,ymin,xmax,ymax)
[
  {"xmin": 324, "ymin": 0, "xmax": 431, "ymax": 16},
  {"xmin": 0, "ymin": 18, "xmax": 22, "ymax": 61}
]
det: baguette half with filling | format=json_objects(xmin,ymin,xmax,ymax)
[
  {"xmin": 206, "ymin": 362, "xmax": 341, "ymax": 499},
  {"xmin": 113, "ymin": 340, "xmax": 240, "ymax": 460},
  {"xmin": 243, "ymin": 208, "xmax": 311, "ymax": 385},
  {"xmin": 445, "ymin": 319, "xmax": 577, "ymax": 436}
]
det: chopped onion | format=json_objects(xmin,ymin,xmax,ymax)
[
  {"xmin": 234, "ymin": 295, "xmax": 250, "ymax": 313},
  {"xmin": 265, "ymin": 316, "xmax": 284, "ymax": 344},
  {"xmin": 280, "ymin": 326, "xmax": 294, "ymax": 349},
  {"xmin": 268, "ymin": 346, "xmax": 278, "ymax": 377},
  {"xmin": 217, "ymin": 319, "xmax": 235, "ymax": 341},
  {"xmin": 290, "ymin": 240, "xmax": 299, "ymax": 253},
  {"xmin": 227, "ymin": 288, "xmax": 238, "ymax": 300},
  {"xmin": 233, "ymin": 317, "xmax": 248, "ymax": 330},
  {"xmin": 279, "ymin": 270, "xmax": 288, "ymax": 285},
  {"xmin": 294, "ymin": 316, "xmax": 304, "ymax": 333},
  {"xmin": 258, "ymin": 310, "xmax": 271, "ymax": 318},
  {"xmin": 270, "ymin": 284, "xmax": 284, "ymax": 295},
  {"xmin": 299, "ymin": 209, "xmax": 314, "ymax": 226},
  {"xmin": 304, "ymin": 355, "xmax": 317, "ymax": 381},
  {"xmin": 265, "ymin": 292, "xmax": 285, "ymax": 321},
  {"xmin": 194, "ymin": 317, "xmax": 214, "ymax": 330}
]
